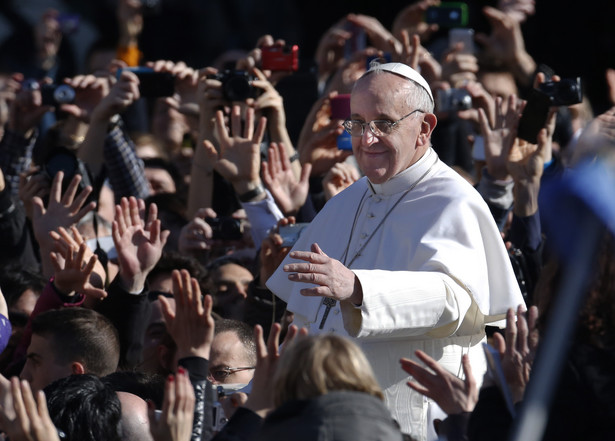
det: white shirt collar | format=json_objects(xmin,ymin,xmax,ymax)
[{"xmin": 368, "ymin": 148, "xmax": 437, "ymax": 196}]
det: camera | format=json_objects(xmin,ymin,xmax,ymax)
[
  {"xmin": 206, "ymin": 217, "xmax": 244, "ymax": 241},
  {"xmin": 207, "ymin": 70, "xmax": 259, "ymax": 102},
  {"xmin": 41, "ymin": 84, "xmax": 76, "ymax": 106},
  {"xmin": 436, "ymin": 88, "xmax": 472, "ymax": 113},
  {"xmin": 537, "ymin": 77, "xmax": 582, "ymax": 107},
  {"xmin": 261, "ymin": 45, "xmax": 299, "ymax": 71}
]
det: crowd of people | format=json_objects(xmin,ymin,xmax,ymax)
[{"xmin": 0, "ymin": 0, "xmax": 614, "ymax": 440}]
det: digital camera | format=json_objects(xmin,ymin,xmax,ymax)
[
  {"xmin": 436, "ymin": 88, "xmax": 472, "ymax": 113},
  {"xmin": 207, "ymin": 70, "xmax": 259, "ymax": 102},
  {"xmin": 261, "ymin": 45, "xmax": 299, "ymax": 71},
  {"xmin": 537, "ymin": 77, "xmax": 582, "ymax": 106},
  {"xmin": 206, "ymin": 217, "xmax": 244, "ymax": 241}
]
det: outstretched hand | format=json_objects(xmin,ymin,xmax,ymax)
[
  {"xmin": 262, "ymin": 142, "xmax": 311, "ymax": 215},
  {"xmin": 148, "ymin": 367, "xmax": 195, "ymax": 441},
  {"xmin": 112, "ymin": 197, "xmax": 170, "ymax": 293},
  {"xmin": 159, "ymin": 269, "xmax": 215, "ymax": 360},
  {"xmin": 492, "ymin": 305, "xmax": 539, "ymax": 403},
  {"xmin": 0, "ymin": 378, "xmax": 60, "ymax": 441},
  {"xmin": 244, "ymin": 323, "xmax": 306, "ymax": 417},
  {"xmin": 401, "ymin": 351, "xmax": 478, "ymax": 415}
]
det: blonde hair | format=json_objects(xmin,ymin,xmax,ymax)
[{"xmin": 272, "ymin": 334, "xmax": 384, "ymax": 407}]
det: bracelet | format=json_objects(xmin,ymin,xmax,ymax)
[
  {"xmin": 289, "ymin": 152, "xmax": 299, "ymax": 163},
  {"xmin": 238, "ymin": 184, "xmax": 265, "ymax": 202}
]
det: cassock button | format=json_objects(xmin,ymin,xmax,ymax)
[
  {"xmin": 367, "ymin": 212, "xmax": 375, "ymax": 218},
  {"xmin": 333, "ymin": 309, "xmax": 340, "ymax": 315},
  {"xmin": 360, "ymin": 233, "xmax": 368, "ymax": 239},
  {"xmin": 329, "ymin": 328, "xmax": 336, "ymax": 332}
]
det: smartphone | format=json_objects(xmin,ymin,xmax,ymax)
[
  {"xmin": 517, "ymin": 89, "xmax": 551, "ymax": 144},
  {"xmin": 261, "ymin": 45, "xmax": 299, "ymax": 71},
  {"xmin": 330, "ymin": 94, "xmax": 351, "ymax": 120},
  {"xmin": 58, "ymin": 13, "xmax": 80, "ymax": 34},
  {"xmin": 117, "ymin": 67, "xmax": 174, "ymax": 97},
  {"xmin": 344, "ymin": 22, "xmax": 366, "ymax": 59},
  {"xmin": 449, "ymin": 28, "xmax": 475, "ymax": 54},
  {"xmin": 425, "ymin": 2, "xmax": 469, "ymax": 28},
  {"xmin": 279, "ymin": 223, "xmax": 310, "ymax": 247}
]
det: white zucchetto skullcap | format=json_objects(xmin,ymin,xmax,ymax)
[{"xmin": 365, "ymin": 62, "xmax": 433, "ymax": 103}]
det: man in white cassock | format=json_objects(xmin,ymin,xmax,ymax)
[{"xmin": 266, "ymin": 62, "xmax": 524, "ymax": 441}]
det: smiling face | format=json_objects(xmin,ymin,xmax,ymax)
[{"xmin": 350, "ymin": 73, "xmax": 436, "ymax": 184}]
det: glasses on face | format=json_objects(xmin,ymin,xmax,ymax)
[
  {"xmin": 207, "ymin": 366, "xmax": 255, "ymax": 382},
  {"xmin": 342, "ymin": 109, "xmax": 425, "ymax": 137}
]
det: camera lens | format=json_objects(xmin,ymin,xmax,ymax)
[
  {"xmin": 223, "ymin": 74, "xmax": 252, "ymax": 102},
  {"xmin": 53, "ymin": 85, "xmax": 76, "ymax": 104}
]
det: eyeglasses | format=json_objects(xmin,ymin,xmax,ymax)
[
  {"xmin": 207, "ymin": 366, "xmax": 255, "ymax": 382},
  {"xmin": 342, "ymin": 109, "xmax": 425, "ymax": 137}
]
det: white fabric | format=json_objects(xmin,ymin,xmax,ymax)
[
  {"xmin": 266, "ymin": 148, "xmax": 524, "ymax": 440},
  {"xmin": 367, "ymin": 62, "xmax": 434, "ymax": 103}
]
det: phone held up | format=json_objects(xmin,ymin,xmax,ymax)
[
  {"xmin": 425, "ymin": 2, "xmax": 469, "ymax": 28},
  {"xmin": 330, "ymin": 94, "xmax": 353, "ymax": 151},
  {"xmin": 116, "ymin": 67, "xmax": 175, "ymax": 98}
]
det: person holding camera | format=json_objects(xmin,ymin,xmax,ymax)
[{"xmin": 267, "ymin": 62, "xmax": 524, "ymax": 441}]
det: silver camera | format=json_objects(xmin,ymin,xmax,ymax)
[{"xmin": 436, "ymin": 88, "xmax": 472, "ymax": 113}]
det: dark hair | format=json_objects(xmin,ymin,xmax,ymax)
[
  {"xmin": 102, "ymin": 370, "xmax": 166, "ymax": 409},
  {"xmin": 45, "ymin": 374, "xmax": 122, "ymax": 441},
  {"xmin": 146, "ymin": 251, "xmax": 208, "ymax": 298},
  {"xmin": 32, "ymin": 308, "xmax": 120, "ymax": 376},
  {"xmin": 0, "ymin": 265, "xmax": 45, "ymax": 308},
  {"xmin": 143, "ymin": 157, "xmax": 186, "ymax": 195},
  {"xmin": 214, "ymin": 318, "xmax": 256, "ymax": 364}
]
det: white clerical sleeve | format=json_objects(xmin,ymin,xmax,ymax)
[{"xmin": 342, "ymin": 270, "xmax": 473, "ymax": 339}]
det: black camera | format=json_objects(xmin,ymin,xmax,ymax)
[
  {"xmin": 537, "ymin": 77, "xmax": 582, "ymax": 107},
  {"xmin": 41, "ymin": 84, "xmax": 76, "ymax": 106},
  {"xmin": 206, "ymin": 217, "xmax": 243, "ymax": 241},
  {"xmin": 436, "ymin": 88, "xmax": 472, "ymax": 113},
  {"xmin": 207, "ymin": 70, "xmax": 259, "ymax": 102}
]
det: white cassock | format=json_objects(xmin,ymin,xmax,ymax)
[{"xmin": 266, "ymin": 148, "xmax": 524, "ymax": 441}]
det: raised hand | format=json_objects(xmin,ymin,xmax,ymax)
[
  {"xmin": 401, "ymin": 351, "xmax": 478, "ymax": 415},
  {"xmin": 90, "ymin": 70, "xmax": 140, "ymax": 123},
  {"xmin": 8, "ymin": 78, "xmax": 53, "ymax": 135},
  {"xmin": 178, "ymin": 207, "xmax": 215, "ymax": 257},
  {"xmin": 478, "ymin": 95, "xmax": 523, "ymax": 180},
  {"xmin": 284, "ymin": 243, "xmax": 362, "ymax": 305},
  {"xmin": 148, "ymin": 368, "xmax": 195, "ymax": 441},
  {"xmin": 1, "ymin": 377, "xmax": 60, "ymax": 441},
  {"xmin": 159, "ymin": 269, "xmax": 215, "ymax": 360},
  {"xmin": 61, "ymin": 75, "xmax": 110, "ymax": 123},
  {"xmin": 346, "ymin": 13, "xmax": 402, "ymax": 55},
  {"xmin": 112, "ymin": 197, "xmax": 169, "ymax": 293},
  {"xmin": 50, "ymin": 225, "xmax": 107, "ymax": 303},
  {"xmin": 32, "ymin": 172, "xmax": 96, "ymax": 279},
  {"xmin": 206, "ymin": 105, "xmax": 267, "ymax": 195},
  {"xmin": 244, "ymin": 323, "xmax": 304, "ymax": 417},
  {"xmin": 262, "ymin": 142, "xmax": 311, "ymax": 215},
  {"xmin": 322, "ymin": 161, "xmax": 360, "ymax": 200},
  {"xmin": 50, "ymin": 240, "xmax": 107, "ymax": 300},
  {"xmin": 492, "ymin": 305, "xmax": 539, "ymax": 403}
]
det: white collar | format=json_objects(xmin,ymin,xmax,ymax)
[{"xmin": 368, "ymin": 148, "xmax": 438, "ymax": 196}]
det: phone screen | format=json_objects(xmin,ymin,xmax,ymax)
[
  {"xmin": 425, "ymin": 2, "xmax": 469, "ymax": 27},
  {"xmin": 449, "ymin": 28, "xmax": 475, "ymax": 54}
]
